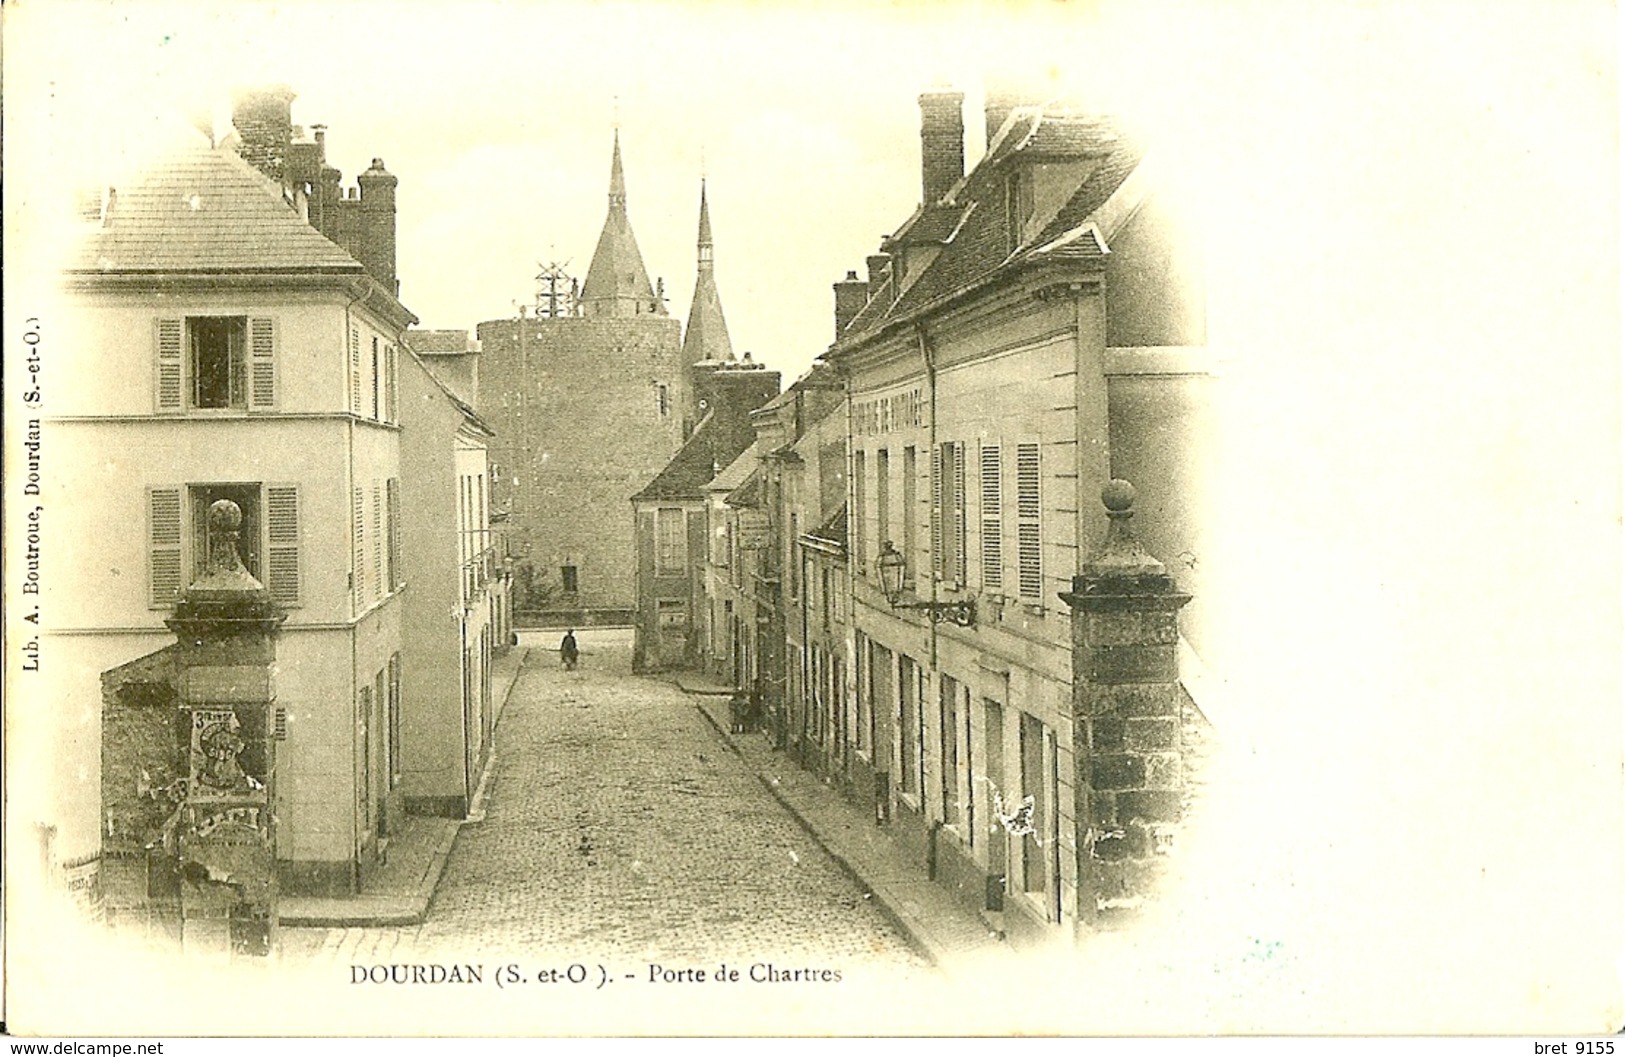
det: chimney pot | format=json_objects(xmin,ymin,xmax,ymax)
[{"xmin": 834, "ymin": 271, "xmax": 869, "ymax": 339}]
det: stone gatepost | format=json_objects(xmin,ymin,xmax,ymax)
[
  {"xmin": 164, "ymin": 500, "xmax": 285, "ymax": 956},
  {"xmin": 1061, "ymin": 480, "xmax": 1192, "ymax": 929}
]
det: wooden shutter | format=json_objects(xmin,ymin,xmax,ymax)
[
  {"xmin": 148, "ymin": 487, "xmax": 184, "ymax": 606},
  {"xmin": 1016, "ymin": 442, "xmax": 1042, "ymax": 599},
  {"xmin": 385, "ymin": 344, "xmax": 398, "ymax": 423},
  {"xmin": 349, "ymin": 325, "xmax": 362, "ymax": 414},
  {"xmin": 155, "ymin": 319, "xmax": 184, "ymax": 413},
  {"xmin": 249, "ymin": 317, "xmax": 277, "ymax": 411},
  {"xmin": 952, "ymin": 441, "xmax": 966, "ymax": 585},
  {"xmin": 265, "ymin": 484, "xmax": 300, "ymax": 606},
  {"xmin": 372, "ymin": 485, "xmax": 384, "ymax": 597},
  {"xmin": 387, "ymin": 478, "xmax": 402, "ymax": 589},
  {"xmin": 930, "ymin": 444, "xmax": 942, "ymax": 582},
  {"xmin": 980, "ymin": 443, "xmax": 1002, "ymax": 590},
  {"xmin": 353, "ymin": 486, "xmax": 367, "ymax": 607}
]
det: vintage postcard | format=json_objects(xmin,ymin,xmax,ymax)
[{"xmin": 4, "ymin": 0, "xmax": 1621, "ymax": 1040}]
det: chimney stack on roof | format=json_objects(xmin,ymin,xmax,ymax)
[
  {"xmin": 918, "ymin": 89, "xmax": 965, "ymax": 206},
  {"xmin": 231, "ymin": 85, "xmax": 297, "ymax": 182},
  {"xmin": 833, "ymin": 270, "xmax": 867, "ymax": 339},
  {"xmin": 357, "ymin": 158, "xmax": 399, "ymax": 297},
  {"xmin": 984, "ymin": 87, "xmax": 1026, "ymax": 148}
]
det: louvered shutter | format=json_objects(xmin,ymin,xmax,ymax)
[
  {"xmin": 353, "ymin": 486, "xmax": 367, "ymax": 607},
  {"xmin": 1016, "ymin": 442, "xmax": 1042, "ymax": 599},
  {"xmin": 953, "ymin": 441, "xmax": 967, "ymax": 585},
  {"xmin": 349, "ymin": 325, "xmax": 362, "ymax": 414},
  {"xmin": 930, "ymin": 444, "xmax": 943, "ymax": 582},
  {"xmin": 265, "ymin": 485, "xmax": 300, "ymax": 606},
  {"xmin": 980, "ymin": 444, "xmax": 1002, "ymax": 590},
  {"xmin": 385, "ymin": 344, "xmax": 398, "ymax": 423},
  {"xmin": 372, "ymin": 485, "xmax": 384, "ymax": 598},
  {"xmin": 155, "ymin": 319, "xmax": 184, "ymax": 413},
  {"xmin": 249, "ymin": 317, "xmax": 277, "ymax": 411},
  {"xmin": 149, "ymin": 487, "xmax": 184, "ymax": 606},
  {"xmin": 386, "ymin": 478, "xmax": 402, "ymax": 589}
]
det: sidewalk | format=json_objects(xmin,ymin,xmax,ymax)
[
  {"xmin": 281, "ymin": 645, "xmax": 531, "ymax": 928},
  {"xmin": 684, "ymin": 683, "xmax": 1008, "ymax": 968}
]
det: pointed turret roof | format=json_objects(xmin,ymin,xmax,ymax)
[
  {"xmin": 681, "ymin": 179, "xmax": 734, "ymax": 364},
  {"xmin": 579, "ymin": 131, "xmax": 663, "ymax": 318}
]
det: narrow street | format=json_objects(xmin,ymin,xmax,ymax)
[{"xmin": 281, "ymin": 631, "xmax": 927, "ymax": 972}]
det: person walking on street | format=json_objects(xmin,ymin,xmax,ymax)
[{"xmin": 560, "ymin": 629, "xmax": 579, "ymax": 671}]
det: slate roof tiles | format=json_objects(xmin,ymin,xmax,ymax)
[{"xmin": 68, "ymin": 144, "xmax": 365, "ymax": 275}]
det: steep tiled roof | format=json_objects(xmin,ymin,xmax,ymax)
[
  {"xmin": 835, "ymin": 107, "xmax": 1140, "ymax": 343},
  {"xmin": 724, "ymin": 467, "xmax": 762, "ymax": 509},
  {"xmin": 579, "ymin": 131, "xmax": 663, "ymax": 317},
  {"xmin": 633, "ymin": 408, "xmax": 755, "ymax": 503},
  {"xmin": 805, "ymin": 500, "xmax": 848, "ymax": 550},
  {"xmin": 706, "ymin": 445, "xmax": 759, "ymax": 495},
  {"xmin": 68, "ymin": 143, "xmax": 365, "ymax": 275},
  {"xmin": 682, "ymin": 180, "xmax": 735, "ymax": 365},
  {"xmin": 405, "ymin": 329, "xmax": 475, "ymax": 355}
]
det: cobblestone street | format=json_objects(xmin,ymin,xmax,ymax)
[{"xmin": 281, "ymin": 631, "xmax": 927, "ymax": 975}]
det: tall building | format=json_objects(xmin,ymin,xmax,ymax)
[
  {"xmin": 475, "ymin": 133, "xmax": 685, "ymax": 624},
  {"xmin": 41, "ymin": 95, "xmax": 427, "ymax": 908},
  {"xmin": 827, "ymin": 89, "xmax": 1213, "ymax": 943}
]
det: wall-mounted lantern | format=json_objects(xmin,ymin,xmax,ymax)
[{"xmin": 876, "ymin": 541, "xmax": 975, "ymax": 627}]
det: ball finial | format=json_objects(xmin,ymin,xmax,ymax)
[
  {"xmin": 208, "ymin": 499, "xmax": 243, "ymax": 532},
  {"xmin": 1101, "ymin": 479, "xmax": 1136, "ymax": 514}
]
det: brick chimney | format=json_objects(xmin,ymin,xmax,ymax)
[
  {"xmin": 231, "ymin": 86, "xmax": 297, "ymax": 182},
  {"xmin": 919, "ymin": 89, "xmax": 965, "ymax": 205},
  {"xmin": 833, "ymin": 270, "xmax": 867, "ymax": 338},
  {"xmin": 984, "ymin": 87, "xmax": 1026, "ymax": 148},
  {"xmin": 357, "ymin": 158, "xmax": 398, "ymax": 297}
]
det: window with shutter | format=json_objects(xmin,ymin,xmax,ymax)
[
  {"xmin": 349, "ymin": 325, "xmax": 363, "ymax": 414},
  {"xmin": 265, "ymin": 484, "xmax": 300, "ymax": 606},
  {"xmin": 930, "ymin": 445, "xmax": 943, "ymax": 582},
  {"xmin": 853, "ymin": 449, "xmax": 867, "ymax": 575},
  {"xmin": 148, "ymin": 487, "xmax": 184, "ymax": 606},
  {"xmin": 371, "ymin": 337, "xmax": 382, "ymax": 421},
  {"xmin": 385, "ymin": 344, "xmax": 398, "ymax": 423},
  {"xmin": 980, "ymin": 443, "xmax": 1002, "ymax": 590},
  {"xmin": 372, "ymin": 484, "xmax": 384, "ymax": 598},
  {"xmin": 1016, "ymin": 442, "xmax": 1042, "ymax": 599},
  {"xmin": 155, "ymin": 319, "xmax": 184, "ymax": 413},
  {"xmin": 953, "ymin": 441, "xmax": 967, "ymax": 585},
  {"xmin": 386, "ymin": 478, "xmax": 402, "ymax": 589},
  {"xmin": 248, "ymin": 317, "xmax": 276, "ymax": 410},
  {"xmin": 353, "ymin": 486, "xmax": 367, "ymax": 607}
]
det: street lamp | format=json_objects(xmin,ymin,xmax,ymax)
[{"xmin": 875, "ymin": 541, "xmax": 975, "ymax": 627}]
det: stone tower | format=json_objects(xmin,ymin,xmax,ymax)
[{"xmin": 475, "ymin": 132, "xmax": 685, "ymax": 623}]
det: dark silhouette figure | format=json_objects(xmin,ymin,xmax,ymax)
[
  {"xmin": 729, "ymin": 689, "xmax": 750, "ymax": 734},
  {"xmin": 560, "ymin": 630, "xmax": 579, "ymax": 671}
]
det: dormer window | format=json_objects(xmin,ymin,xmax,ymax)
[{"xmin": 1005, "ymin": 171, "xmax": 1033, "ymax": 254}]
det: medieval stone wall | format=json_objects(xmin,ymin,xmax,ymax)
[{"xmin": 476, "ymin": 315, "xmax": 683, "ymax": 617}]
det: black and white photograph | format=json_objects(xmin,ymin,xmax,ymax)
[{"xmin": 3, "ymin": 0, "xmax": 1621, "ymax": 1041}]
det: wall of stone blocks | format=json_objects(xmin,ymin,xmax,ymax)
[{"xmin": 476, "ymin": 316, "xmax": 684, "ymax": 615}]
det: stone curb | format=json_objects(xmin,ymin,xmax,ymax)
[{"xmin": 690, "ymin": 697, "xmax": 960, "ymax": 969}]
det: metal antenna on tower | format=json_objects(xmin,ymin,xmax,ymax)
[{"xmin": 535, "ymin": 260, "xmax": 576, "ymax": 319}]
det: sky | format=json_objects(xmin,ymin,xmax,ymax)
[
  {"xmin": 9, "ymin": 0, "xmax": 1145, "ymax": 380},
  {"xmin": 7, "ymin": 0, "xmax": 1625, "ymax": 1032}
]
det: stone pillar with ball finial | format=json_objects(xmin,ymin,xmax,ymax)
[
  {"xmin": 1060, "ymin": 479, "xmax": 1192, "ymax": 930},
  {"xmin": 163, "ymin": 498, "xmax": 286, "ymax": 956}
]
